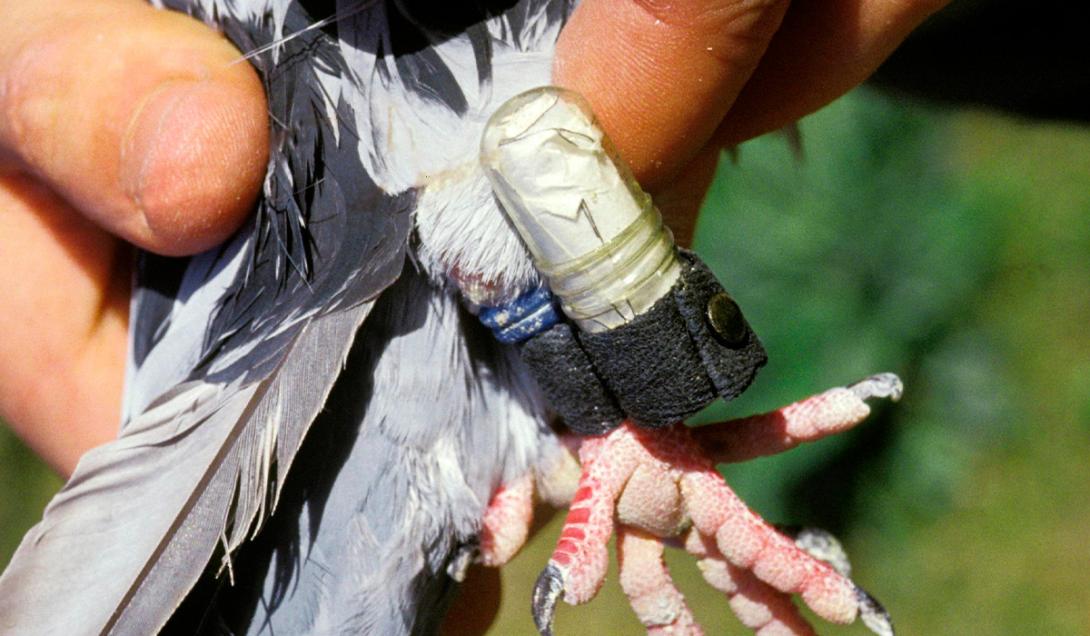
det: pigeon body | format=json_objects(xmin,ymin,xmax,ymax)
[
  {"xmin": 170, "ymin": 267, "xmax": 553, "ymax": 634},
  {"xmin": 0, "ymin": 1, "xmax": 574, "ymax": 633}
]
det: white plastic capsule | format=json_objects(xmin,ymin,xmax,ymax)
[{"xmin": 480, "ymin": 86, "xmax": 681, "ymax": 333}]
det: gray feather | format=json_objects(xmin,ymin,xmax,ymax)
[
  {"xmin": 168, "ymin": 267, "xmax": 555, "ymax": 635},
  {"xmin": 0, "ymin": 0, "xmax": 575, "ymax": 633},
  {"xmin": 0, "ymin": 293, "xmax": 394, "ymax": 634},
  {"xmin": 2, "ymin": 1, "xmax": 411, "ymax": 631}
]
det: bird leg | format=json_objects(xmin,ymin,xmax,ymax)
[
  {"xmin": 618, "ymin": 527, "xmax": 702, "ymax": 635},
  {"xmin": 685, "ymin": 530, "xmax": 815, "ymax": 636},
  {"xmin": 528, "ymin": 373, "xmax": 901, "ymax": 635},
  {"xmin": 473, "ymin": 374, "xmax": 900, "ymax": 634},
  {"xmin": 690, "ymin": 373, "xmax": 903, "ymax": 464},
  {"xmin": 479, "ymin": 473, "xmax": 535, "ymax": 567}
]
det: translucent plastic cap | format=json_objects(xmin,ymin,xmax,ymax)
[{"xmin": 480, "ymin": 87, "xmax": 680, "ymax": 333}]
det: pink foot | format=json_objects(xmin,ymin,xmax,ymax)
[
  {"xmin": 618, "ymin": 528, "xmax": 702, "ymax": 635},
  {"xmin": 686, "ymin": 530, "xmax": 814, "ymax": 636},
  {"xmin": 479, "ymin": 474, "xmax": 534, "ymax": 567},
  {"xmin": 530, "ymin": 373, "xmax": 902, "ymax": 636}
]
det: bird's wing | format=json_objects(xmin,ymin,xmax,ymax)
[
  {"xmin": 0, "ymin": 1, "xmax": 576, "ymax": 633},
  {"xmin": 0, "ymin": 2, "xmax": 417, "ymax": 633},
  {"xmin": 167, "ymin": 265, "xmax": 557, "ymax": 635}
]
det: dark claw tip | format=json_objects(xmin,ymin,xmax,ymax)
[
  {"xmin": 446, "ymin": 541, "xmax": 480, "ymax": 583},
  {"xmin": 856, "ymin": 586, "xmax": 895, "ymax": 636},
  {"xmin": 531, "ymin": 562, "xmax": 565, "ymax": 636}
]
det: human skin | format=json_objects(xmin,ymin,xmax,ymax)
[{"xmin": 0, "ymin": 0, "xmax": 946, "ymax": 486}]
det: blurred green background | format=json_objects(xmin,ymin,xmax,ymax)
[{"xmin": 3, "ymin": 65, "xmax": 1089, "ymax": 636}]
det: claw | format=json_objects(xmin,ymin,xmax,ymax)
[
  {"xmin": 849, "ymin": 372, "xmax": 903, "ymax": 402},
  {"xmin": 532, "ymin": 562, "xmax": 565, "ymax": 636},
  {"xmin": 521, "ymin": 375, "xmax": 904, "ymax": 634},
  {"xmin": 693, "ymin": 375, "xmax": 903, "ymax": 464},
  {"xmin": 446, "ymin": 541, "xmax": 479, "ymax": 583},
  {"xmin": 787, "ymin": 526, "xmax": 896, "ymax": 636},
  {"xmin": 681, "ymin": 469, "xmax": 859, "ymax": 624},
  {"xmin": 785, "ymin": 526, "xmax": 852, "ymax": 578},
  {"xmin": 856, "ymin": 586, "xmax": 895, "ymax": 636}
]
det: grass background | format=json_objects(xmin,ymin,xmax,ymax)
[{"xmin": 3, "ymin": 87, "xmax": 1088, "ymax": 634}]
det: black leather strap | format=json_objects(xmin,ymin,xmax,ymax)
[{"xmin": 519, "ymin": 250, "xmax": 767, "ymax": 435}]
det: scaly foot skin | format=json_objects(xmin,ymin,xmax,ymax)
[
  {"xmin": 479, "ymin": 474, "xmax": 535, "ymax": 567},
  {"xmin": 479, "ymin": 373, "xmax": 903, "ymax": 635}
]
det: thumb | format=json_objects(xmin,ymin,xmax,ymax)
[{"xmin": 0, "ymin": 0, "xmax": 268, "ymax": 256}]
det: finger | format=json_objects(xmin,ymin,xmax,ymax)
[
  {"xmin": 0, "ymin": 0, "xmax": 268, "ymax": 255},
  {"xmin": 692, "ymin": 387, "xmax": 871, "ymax": 464},
  {"xmin": 617, "ymin": 527, "xmax": 702, "ymax": 634},
  {"xmin": 715, "ymin": 0, "xmax": 951, "ymax": 146},
  {"xmin": 652, "ymin": 145, "xmax": 722, "ymax": 247},
  {"xmin": 479, "ymin": 474, "xmax": 535, "ymax": 567},
  {"xmin": 680, "ymin": 469, "xmax": 858, "ymax": 624},
  {"xmin": 693, "ymin": 373, "xmax": 903, "ymax": 463},
  {"xmin": 0, "ymin": 173, "xmax": 128, "ymax": 475},
  {"xmin": 554, "ymin": 0, "xmax": 790, "ymax": 190},
  {"xmin": 532, "ymin": 435, "xmax": 582, "ymax": 508},
  {"xmin": 551, "ymin": 468, "xmax": 622, "ymax": 604},
  {"xmin": 686, "ymin": 531, "xmax": 815, "ymax": 635}
]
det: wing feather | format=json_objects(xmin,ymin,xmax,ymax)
[
  {"xmin": 0, "ymin": 1, "xmax": 576, "ymax": 633},
  {"xmin": 1, "ymin": 2, "xmax": 411, "ymax": 632}
]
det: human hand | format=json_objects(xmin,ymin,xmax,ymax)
[
  {"xmin": 555, "ymin": 0, "xmax": 950, "ymax": 246},
  {"xmin": 0, "ymin": 0, "xmax": 268, "ymax": 475}
]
